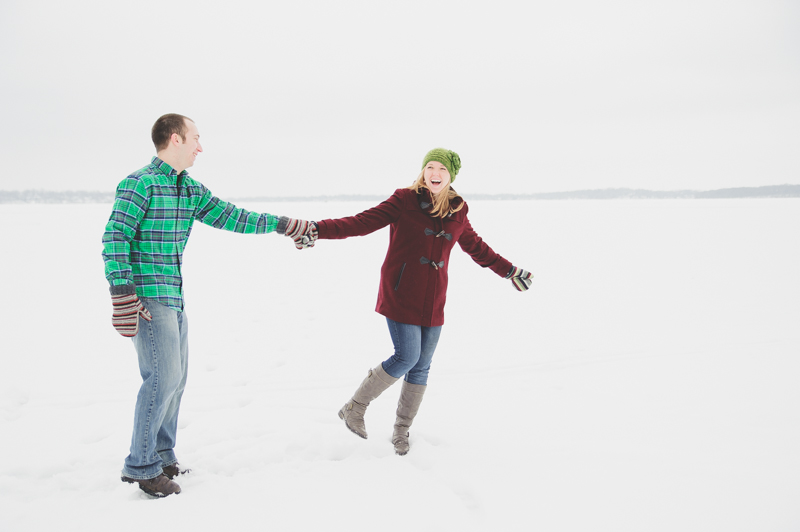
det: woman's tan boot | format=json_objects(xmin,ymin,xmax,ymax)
[
  {"xmin": 392, "ymin": 381, "xmax": 427, "ymax": 455},
  {"xmin": 338, "ymin": 364, "xmax": 399, "ymax": 439}
]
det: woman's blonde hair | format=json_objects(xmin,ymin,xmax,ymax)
[{"xmin": 407, "ymin": 171, "xmax": 465, "ymax": 218}]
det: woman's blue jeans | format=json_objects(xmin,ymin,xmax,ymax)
[
  {"xmin": 381, "ymin": 318, "xmax": 442, "ymax": 385},
  {"xmin": 122, "ymin": 299, "xmax": 189, "ymax": 480}
]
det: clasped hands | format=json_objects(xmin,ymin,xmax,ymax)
[{"xmin": 280, "ymin": 217, "xmax": 318, "ymax": 250}]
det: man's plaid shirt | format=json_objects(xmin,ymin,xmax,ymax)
[{"xmin": 102, "ymin": 157, "xmax": 279, "ymax": 311}]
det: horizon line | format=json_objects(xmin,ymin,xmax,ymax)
[{"xmin": 1, "ymin": 183, "xmax": 799, "ymax": 203}]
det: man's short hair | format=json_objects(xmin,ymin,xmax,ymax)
[{"xmin": 152, "ymin": 114, "xmax": 193, "ymax": 151}]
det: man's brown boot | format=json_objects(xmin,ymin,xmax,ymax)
[
  {"xmin": 338, "ymin": 364, "xmax": 399, "ymax": 439},
  {"xmin": 121, "ymin": 473, "xmax": 181, "ymax": 498},
  {"xmin": 162, "ymin": 463, "xmax": 190, "ymax": 480},
  {"xmin": 392, "ymin": 381, "xmax": 427, "ymax": 456}
]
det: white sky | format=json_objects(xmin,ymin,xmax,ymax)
[{"xmin": 0, "ymin": 0, "xmax": 798, "ymax": 197}]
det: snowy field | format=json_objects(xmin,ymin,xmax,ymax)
[{"xmin": 0, "ymin": 198, "xmax": 798, "ymax": 531}]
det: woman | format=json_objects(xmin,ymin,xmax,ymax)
[{"xmin": 305, "ymin": 148, "xmax": 533, "ymax": 455}]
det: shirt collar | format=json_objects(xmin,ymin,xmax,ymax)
[{"xmin": 151, "ymin": 156, "xmax": 188, "ymax": 178}]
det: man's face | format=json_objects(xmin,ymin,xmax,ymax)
[{"xmin": 176, "ymin": 119, "xmax": 202, "ymax": 170}]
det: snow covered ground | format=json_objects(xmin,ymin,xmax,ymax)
[{"xmin": 0, "ymin": 198, "xmax": 798, "ymax": 531}]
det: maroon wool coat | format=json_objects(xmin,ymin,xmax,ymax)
[{"xmin": 315, "ymin": 188, "xmax": 513, "ymax": 327}]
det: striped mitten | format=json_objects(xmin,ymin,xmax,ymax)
[
  {"xmin": 277, "ymin": 216, "xmax": 316, "ymax": 250},
  {"xmin": 110, "ymin": 286, "xmax": 152, "ymax": 337},
  {"xmin": 505, "ymin": 266, "xmax": 533, "ymax": 292},
  {"xmin": 304, "ymin": 222, "xmax": 319, "ymax": 248}
]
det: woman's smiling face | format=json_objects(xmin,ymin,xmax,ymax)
[{"xmin": 423, "ymin": 161, "xmax": 450, "ymax": 195}]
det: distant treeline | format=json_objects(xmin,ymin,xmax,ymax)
[
  {"xmin": 469, "ymin": 184, "xmax": 800, "ymax": 200},
  {"xmin": 1, "ymin": 184, "xmax": 799, "ymax": 204},
  {"xmin": 0, "ymin": 190, "xmax": 115, "ymax": 203}
]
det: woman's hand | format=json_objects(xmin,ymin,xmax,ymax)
[{"xmin": 506, "ymin": 266, "xmax": 533, "ymax": 292}]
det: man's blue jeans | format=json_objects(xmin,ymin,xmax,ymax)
[
  {"xmin": 382, "ymin": 318, "xmax": 442, "ymax": 385},
  {"xmin": 122, "ymin": 299, "xmax": 188, "ymax": 480}
]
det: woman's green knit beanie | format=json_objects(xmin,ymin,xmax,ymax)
[{"xmin": 421, "ymin": 148, "xmax": 461, "ymax": 183}]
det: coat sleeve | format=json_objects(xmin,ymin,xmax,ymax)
[
  {"xmin": 315, "ymin": 189, "xmax": 405, "ymax": 240},
  {"xmin": 456, "ymin": 212, "xmax": 514, "ymax": 278}
]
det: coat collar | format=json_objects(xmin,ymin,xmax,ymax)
[{"xmin": 416, "ymin": 188, "xmax": 463, "ymax": 217}]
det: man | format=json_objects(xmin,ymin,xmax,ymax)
[{"xmin": 102, "ymin": 113, "xmax": 311, "ymax": 497}]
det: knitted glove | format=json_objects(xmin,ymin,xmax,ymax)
[
  {"xmin": 277, "ymin": 216, "xmax": 316, "ymax": 250},
  {"xmin": 110, "ymin": 286, "xmax": 152, "ymax": 337},
  {"xmin": 304, "ymin": 222, "xmax": 319, "ymax": 249},
  {"xmin": 505, "ymin": 266, "xmax": 533, "ymax": 292}
]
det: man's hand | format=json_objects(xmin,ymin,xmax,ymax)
[
  {"xmin": 110, "ymin": 286, "xmax": 152, "ymax": 337},
  {"xmin": 505, "ymin": 266, "xmax": 533, "ymax": 292}
]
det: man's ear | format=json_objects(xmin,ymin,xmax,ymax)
[{"xmin": 171, "ymin": 132, "xmax": 183, "ymax": 146}]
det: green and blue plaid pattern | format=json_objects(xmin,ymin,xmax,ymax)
[{"xmin": 102, "ymin": 157, "xmax": 279, "ymax": 311}]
